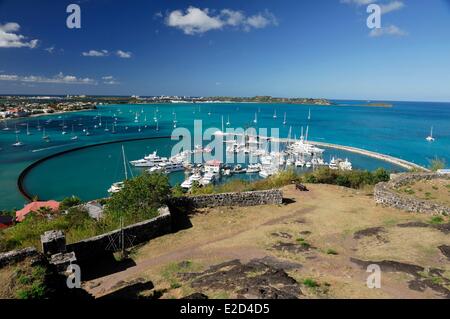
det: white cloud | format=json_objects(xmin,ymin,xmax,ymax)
[
  {"xmin": 102, "ymin": 75, "xmax": 120, "ymax": 85},
  {"xmin": 0, "ymin": 72, "xmax": 97, "ymax": 85},
  {"xmin": 165, "ymin": 7, "xmax": 278, "ymax": 35},
  {"xmin": 369, "ymin": 24, "xmax": 407, "ymax": 37},
  {"xmin": 45, "ymin": 46, "xmax": 55, "ymax": 54},
  {"xmin": 342, "ymin": 0, "xmax": 405, "ymax": 14},
  {"xmin": 380, "ymin": 1, "xmax": 405, "ymax": 14},
  {"xmin": 82, "ymin": 49, "xmax": 109, "ymax": 57},
  {"xmin": 340, "ymin": 0, "xmax": 373, "ymax": 6},
  {"xmin": 0, "ymin": 22, "xmax": 39, "ymax": 48},
  {"xmin": 116, "ymin": 50, "xmax": 132, "ymax": 58}
]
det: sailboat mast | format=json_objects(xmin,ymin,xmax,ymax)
[{"xmin": 122, "ymin": 145, "xmax": 128, "ymax": 181}]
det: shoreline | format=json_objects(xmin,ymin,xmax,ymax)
[{"xmin": 0, "ymin": 109, "xmax": 96, "ymax": 122}]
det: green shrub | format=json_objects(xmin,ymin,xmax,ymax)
[
  {"xmin": 105, "ymin": 172, "xmax": 171, "ymax": 226},
  {"xmin": 59, "ymin": 196, "xmax": 82, "ymax": 211},
  {"xmin": 429, "ymin": 216, "xmax": 444, "ymax": 225},
  {"xmin": 428, "ymin": 157, "xmax": 446, "ymax": 172},
  {"xmin": 326, "ymin": 249, "xmax": 338, "ymax": 255},
  {"xmin": 303, "ymin": 278, "xmax": 319, "ymax": 288}
]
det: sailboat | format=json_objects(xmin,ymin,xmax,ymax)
[
  {"xmin": 12, "ymin": 133, "xmax": 24, "ymax": 147},
  {"xmin": 108, "ymin": 145, "xmax": 131, "ymax": 194},
  {"xmin": 308, "ymin": 108, "xmax": 311, "ymax": 121},
  {"xmin": 2, "ymin": 120, "xmax": 10, "ymax": 131},
  {"xmin": 61, "ymin": 125, "xmax": 67, "ymax": 135},
  {"xmin": 156, "ymin": 120, "xmax": 159, "ymax": 131},
  {"xmin": 26, "ymin": 123, "xmax": 32, "ymax": 135},
  {"xmin": 98, "ymin": 115, "xmax": 103, "ymax": 127},
  {"xmin": 283, "ymin": 112, "xmax": 287, "ymax": 125},
  {"xmin": 138, "ymin": 125, "xmax": 142, "ymax": 133},
  {"xmin": 153, "ymin": 110, "xmax": 157, "ymax": 122},
  {"xmin": 111, "ymin": 123, "xmax": 116, "ymax": 134},
  {"xmin": 208, "ymin": 109, "xmax": 211, "ymax": 116},
  {"xmin": 253, "ymin": 112, "xmax": 258, "ymax": 124},
  {"xmin": 14, "ymin": 124, "xmax": 20, "ymax": 134},
  {"xmin": 104, "ymin": 121, "xmax": 110, "ymax": 132},
  {"xmin": 134, "ymin": 112, "xmax": 139, "ymax": 123},
  {"xmin": 426, "ymin": 126, "xmax": 435, "ymax": 142},
  {"xmin": 71, "ymin": 125, "xmax": 78, "ymax": 140},
  {"xmin": 36, "ymin": 119, "xmax": 42, "ymax": 131},
  {"xmin": 226, "ymin": 115, "xmax": 231, "ymax": 126},
  {"xmin": 173, "ymin": 113, "xmax": 177, "ymax": 128},
  {"xmin": 273, "ymin": 109, "xmax": 277, "ymax": 119},
  {"xmin": 42, "ymin": 127, "xmax": 50, "ymax": 140},
  {"xmin": 144, "ymin": 115, "xmax": 148, "ymax": 128}
]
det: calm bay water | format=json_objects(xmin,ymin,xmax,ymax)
[{"xmin": 0, "ymin": 100, "xmax": 449, "ymax": 210}]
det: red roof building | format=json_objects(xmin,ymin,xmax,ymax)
[
  {"xmin": 16, "ymin": 201, "xmax": 60, "ymax": 222},
  {"xmin": 0, "ymin": 216, "xmax": 14, "ymax": 229}
]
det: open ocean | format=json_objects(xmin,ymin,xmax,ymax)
[{"xmin": 0, "ymin": 100, "xmax": 448, "ymax": 210}]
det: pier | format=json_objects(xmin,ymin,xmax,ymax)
[{"xmin": 218, "ymin": 132, "xmax": 430, "ymax": 172}]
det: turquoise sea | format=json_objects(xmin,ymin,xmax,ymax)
[{"xmin": 0, "ymin": 100, "xmax": 449, "ymax": 211}]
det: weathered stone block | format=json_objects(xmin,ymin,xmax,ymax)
[{"xmin": 41, "ymin": 230, "xmax": 66, "ymax": 256}]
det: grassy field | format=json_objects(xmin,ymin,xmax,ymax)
[
  {"xmin": 84, "ymin": 183, "xmax": 450, "ymax": 299},
  {"xmin": 397, "ymin": 179, "xmax": 450, "ymax": 206}
]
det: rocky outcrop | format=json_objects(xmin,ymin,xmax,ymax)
[{"xmin": 374, "ymin": 173, "xmax": 450, "ymax": 215}]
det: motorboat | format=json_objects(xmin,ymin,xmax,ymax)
[{"xmin": 181, "ymin": 173, "xmax": 202, "ymax": 189}]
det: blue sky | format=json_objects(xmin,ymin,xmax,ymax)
[{"xmin": 0, "ymin": 0, "xmax": 450, "ymax": 101}]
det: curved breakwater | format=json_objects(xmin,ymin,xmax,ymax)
[{"xmin": 308, "ymin": 141, "xmax": 429, "ymax": 172}]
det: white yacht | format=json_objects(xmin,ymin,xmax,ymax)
[
  {"xmin": 200, "ymin": 172, "xmax": 216, "ymax": 186},
  {"xmin": 181, "ymin": 173, "xmax": 202, "ymax": 189},
  {"xmin": 149, "ymin": 162, "xmax": 185, "ymax": 174},
  {"xmin": 131, "ymin": 151, "xmax": 168, "ymax": 167},
  {"xmin": 329, "ymin": 157, "xmax": 338, "ymax": 170},
  {"xmin": 130, "ymin": 159, "xmax": 155, "ymax": 167},
  {"xmin": 339, "ymin": 158, "xmax": 353, "ymax": 171},
  {"xmin": 247, "ymin": 163, "xmax": 262, "ymax": 173},
  {"xmin": 295, "ymin": 160, "xmax": 305, "ymax": 167},
  {"xmin": 108, "ymin": 182, "xmax": 124, "ymax": 194}
]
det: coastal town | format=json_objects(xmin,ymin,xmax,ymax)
[{"xmin": 0, "ymin": 95, "xmax": 332, "ymax": 119}]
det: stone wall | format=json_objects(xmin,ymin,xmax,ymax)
[
  {"xmin": 0, "ymin": 247, "xmax": 39, "ymax": 268},
  {"xmin": 171, "ymin": 189, "xmax": 283, "ymax": 209},
  {"xmin": 374, "ymin": 173, "xmax": 450, "ymax": 215},
  {"xmin": 66, "ymin": 207, "xmax": 172, "ymax": 263}
]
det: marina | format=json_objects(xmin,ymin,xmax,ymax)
[{"xmin": 0, "ymin": 100, "xmax": 448, "ymax": 209}]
